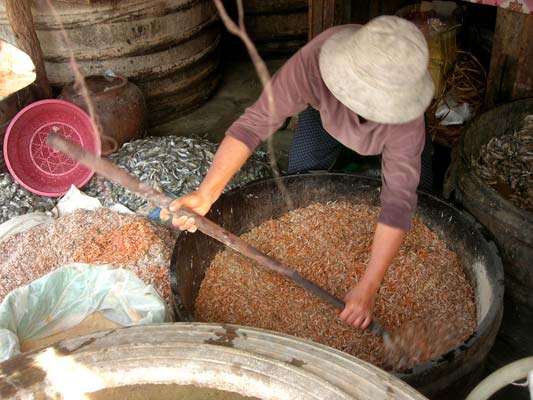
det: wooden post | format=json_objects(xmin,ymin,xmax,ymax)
[
  {"xmin": 5, "ymin": 0, "xmax": 52, "ymax": 99},
  {"xmin": 308, "ymin": 0, "xmax": 351, "ymax": 40},
  {"xmin": 485, "ymin": 8, "xmax": 533, "ymax": 107}
]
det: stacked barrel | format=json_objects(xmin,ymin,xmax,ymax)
[{"xmin": 0, "ymin": 0, "xmax": 221, "ymax": 129}]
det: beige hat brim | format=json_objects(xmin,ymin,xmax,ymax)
[{"xmin": 319, "ymin": 27, "xmax": 434, "ymax": 124}]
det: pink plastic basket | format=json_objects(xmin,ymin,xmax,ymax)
[{"xmin": 3, "ymin": 99, "xmax": 101, "ymax": 197}]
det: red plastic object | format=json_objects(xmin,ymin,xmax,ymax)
[{"xmin": 3, "ymin": 99, "xmax": 101, "ymax": 197}]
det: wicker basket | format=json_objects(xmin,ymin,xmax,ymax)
[{"xmin": 396, "ymin": 3, "xmax": 459, "ymax": 97}]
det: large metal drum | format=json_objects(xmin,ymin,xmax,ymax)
[
  {"xmin": 0, "ymin": 323, "xmax": 428, "ymax": 400},
  {"xmin": 170, "ymin": 173, "xmax": 504, "ymax": 400}
]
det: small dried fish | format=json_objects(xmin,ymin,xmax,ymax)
[
  {"xmin": 196, "ymin": 202, "xmax": 476, "ymax": 370},
  {"xmin": 0, "ymin": 208, "xmax": 176, "ymax": 304},
  {"xmin": 84, "ymin": 136, "xmax": 271, "ymax": 211},
  {"xmin": 0, "ymin": 173, "xmax": 55, "ymax": 224},
  {"xmin": 473, "ymin": 115, "xmax": 533, "ymax": 210},
  {"xmin": 385, "ymin": 319, "xmax": 464, "ymax": 370}
]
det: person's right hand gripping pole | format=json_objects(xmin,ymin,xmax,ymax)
[{"xmin": 160, "ymin": 136, "xmax": 251, "ymax": 231}]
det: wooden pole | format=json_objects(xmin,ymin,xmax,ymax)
[
  {"xmin": 485, "ymin": 8, "xmax": 533, "ymax": 107},
  {"xmin": 5, "ymin": 0, "xmax": 52, "ymax": 99}
]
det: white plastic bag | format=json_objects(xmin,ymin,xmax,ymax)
[
  {"xmin": 435, "ymin": 96, "xmax": 473, "ymax": 126},
  {"xmin": 56, "ymin": 185, "xmax": 133, "ymax": 217},
  {"xmin": 0, "ymin": 263, "xmax": 167, "ymax": 362}
]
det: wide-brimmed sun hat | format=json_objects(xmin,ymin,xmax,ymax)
[{"xmin": 319, "ymin": 15, "xmax": 434, "ymax": 124}]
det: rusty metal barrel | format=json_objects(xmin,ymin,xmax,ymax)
[
  {"xmin": 0, "ymin": 323, "xmax": 429, "ymax": 399},
  {"xmin": 0, "ymin": 0, "xmax": 221, "ymax": 129},
  {"xmin": 170, "ymin": 173, "xmax": 504, "ymax": 400}
]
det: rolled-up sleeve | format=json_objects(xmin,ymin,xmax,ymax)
[
  {"xmin": 378, "ymin": 117, "xmax": 425, "ymax": 231},
  {"xmin": 226, "ymin": 52, "xmax": 311, "ymax": 152}
]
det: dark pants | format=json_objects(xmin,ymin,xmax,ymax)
[{"xmin": 288, "ymin": 107, "xmax": 434, "ymax": 191}]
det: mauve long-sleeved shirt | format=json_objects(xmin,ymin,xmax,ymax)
[{"xmin": 226, "ymin": 25, "xmax": 425, "ymax": 231}]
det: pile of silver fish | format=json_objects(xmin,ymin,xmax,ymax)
[
  {"xmin": 0, "ymin": 136, "xmax": 272, "ymax": 224},
  {"xmin": 0, "ymin": 173, "xmax": 56, "ymax": 224},
  {"xmin": 473, "ymin": 115, "xmax": 533, "ymax": 210},
  {"xmin": 84, "ymin": 136, "xmax": 272, "ymax": 211}
]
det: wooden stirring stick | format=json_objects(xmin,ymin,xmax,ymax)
[{"xmin": 47, "ymin": 133, "xmax": 390, "ymax": 341}]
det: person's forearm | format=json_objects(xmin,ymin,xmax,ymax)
[
  {"xmin": 197, "ymin": 135, "xmax": 252, "ymax": 201},
  {"xmin": 359, "ymin": 222, "xmax": 406, "ymax": 292}
]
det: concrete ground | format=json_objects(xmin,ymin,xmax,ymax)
[
  {"xmin": 151, "ymin": 58, "xmax": 294, "ymax": 172},
  {"xmin": 486, "ymin": 298, "xmax": 533, "ymax": 400}
]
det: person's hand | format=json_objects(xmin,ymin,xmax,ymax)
[
  {"xmin": 159, "ymin": 190, "xmax": 217, "ymax": 232},
  {"xmin": 339, "ymin": 282, "xmax": 378, "ymax": 329}
]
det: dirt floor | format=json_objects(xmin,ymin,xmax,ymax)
[{"xmin": 151, "ymin": 58, "xmax": 294, "ymax": 173}]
